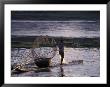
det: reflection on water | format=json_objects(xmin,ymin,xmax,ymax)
[
  {"xmin": 59, "ymin": 66, "xmax": 65, "ymax": 77},
  {"xmin": 34, "ymin": 68, "xmax": 50, "ymax": 73},
  {"xmin": 11, "ymin": 48, "xmax": 100, "ymax": 77}
]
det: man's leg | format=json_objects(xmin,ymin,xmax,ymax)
[
  {"xmin": 60, "ymin": 52, "xmax": 64, "ymax": 65},
  {"xmin": 61, "ymin": 57, "xmax": 63, "ymax": 65}
]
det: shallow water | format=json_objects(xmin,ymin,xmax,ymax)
[{"xmin": 11, "ymin": 48, "xmax": 100, "ymax": 77}]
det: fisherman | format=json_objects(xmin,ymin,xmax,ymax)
[{"xmin": 58, "ymin": 39, "xmax": 64, "ymax": 65}]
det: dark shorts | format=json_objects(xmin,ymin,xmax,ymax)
[{"xmin": 59, "ymin": 51, "xmax": 64, "ymax": 58}]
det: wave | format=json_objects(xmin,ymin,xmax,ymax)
[{"xmin": 12, "ymin": 20, "xmax": 97, "ymax": 23}]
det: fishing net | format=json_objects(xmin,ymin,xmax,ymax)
[
  {"xmin": 31, "ymin": 36, "xmax": 57, "ymax": 67},
  {"xmin": 32, "ymin": 36, "xmax": 57, "ymax": 59},
  {"xmin": 11, "ymin": 36, "xmax": 57, "ymax": 71}
]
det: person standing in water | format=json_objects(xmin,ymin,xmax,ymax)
[{"xmin": 58, "ymin": 39, "xmax": 64, "ymax": 65}]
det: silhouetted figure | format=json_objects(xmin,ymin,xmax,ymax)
[{"xmin": 58, "ymin": 39, "xmax": 64, "ymax": 65}]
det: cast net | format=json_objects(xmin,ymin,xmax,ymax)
[
  {"xmin": 11, "ymin": 36, "xmax": 57, "ymax": 71},
  {"xmin": 32, "ymin": 36, "xmax": 57, "ymax": 59}
]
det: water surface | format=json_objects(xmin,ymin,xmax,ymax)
[
  {"xmin": 11, "ymin": 48, "xmax": 100, "ymax": 77},
  {"xmin": 11, "ymin": 20, "xmax": 99, "ymax": 38}
]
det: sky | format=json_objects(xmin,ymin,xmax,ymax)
[{"xmin": 11, "ymin": 11, "xmax": 100, "ymax": 21}]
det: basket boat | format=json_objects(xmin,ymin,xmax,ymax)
[{"xmin": 34, "ymin": 58, "xmax": 51, "ymax": 68}]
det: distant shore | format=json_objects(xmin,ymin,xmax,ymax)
[{"xmin": 11, "ymin": 36, "xmax": 100, "ymax": 48}]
